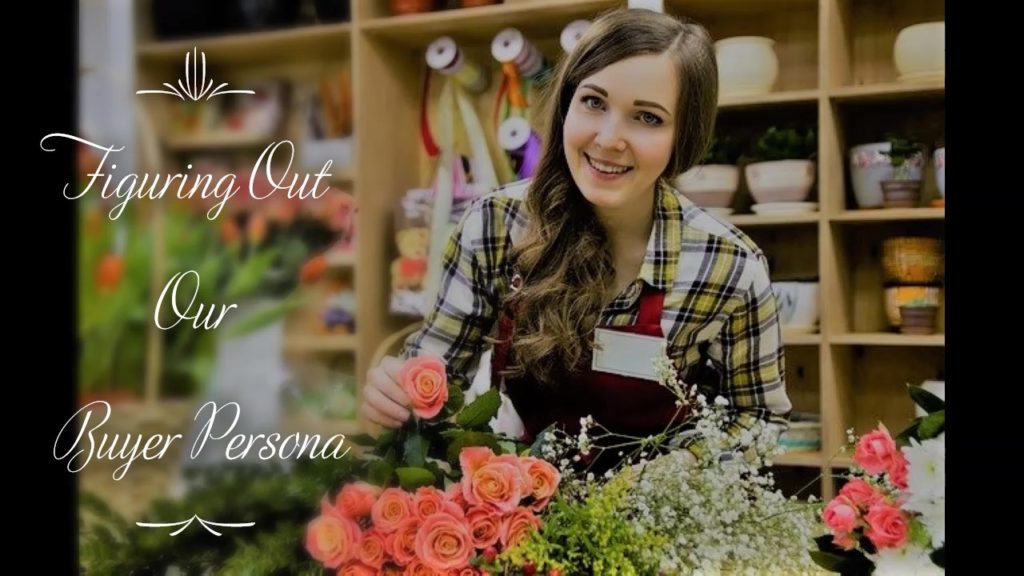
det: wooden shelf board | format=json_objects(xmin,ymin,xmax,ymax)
[
  {"xmin": 728, "ymin": 213, "xmax": 820, "ymax": 226},
  {"xmin": 138, "ymin": 22, "xmax": 352, "ymax": 66},
  {"xmin": 830, "ymin": 207, "xmax": 944, "ymax": 222},
  {"xmin": 830, "ymin": 333, "xmax": 945, "ymax": 347},
  {"xmin": 284, "ymin": 334, "xmax": 358, "ymax": 352},
  {"xmin": 718, "ymin": 89, "xmax": 820, "ymax": 110},
  {"xmin": 829, "ymin": 80, "xmax": 944, "ymax": 103}
]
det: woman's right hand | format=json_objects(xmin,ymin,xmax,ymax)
[{"xmin": 360, "ymin": 355, "xmax": 412, "ymax": 428}]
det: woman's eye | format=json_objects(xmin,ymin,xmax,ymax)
[
  {"xmin": 581, "ymin": 95, "xmax": 604, "ymax": 110},
  {"xmin": 638, "ymin": 111, "xmax": 663, "ymax": 126}
]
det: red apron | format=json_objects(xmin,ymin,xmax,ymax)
[{"xmin": 490, "ymin": 282, "xmax": 684, "ymax": 443}]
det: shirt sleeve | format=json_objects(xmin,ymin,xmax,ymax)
[
  {"xmin": 399, "ymin": 196, "xmax": 503, "ymax": 392},
  {"xmin": 683, "ymin": 250, "xmax": 792, "ymax": 460}
]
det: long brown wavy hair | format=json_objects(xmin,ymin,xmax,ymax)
[{"xmin": 503, "ymin": 8, "xmax": 718, "ymax": 386}]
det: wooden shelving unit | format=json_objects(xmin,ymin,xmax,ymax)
[{"xmin": 129, "ymin": 0, "xmax": 945, "ymax": 501}]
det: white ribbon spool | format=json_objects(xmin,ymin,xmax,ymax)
[
  {"xmin": 498, "ymin": 116, "xmax": 532, "ymax": 152},
  {"xmin": 560, "ymin": 20, "xmax": 591, "ymax": 53}
]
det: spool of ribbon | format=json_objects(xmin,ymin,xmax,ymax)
[
  {"xmin": 425, "ymin": 36, "xmax": 489, "ymax": 94},
  {"xmin": 560, "ymin": 19, "xmax": 591, "ymax": 53},
  {"xmin": 491, "ymin": 27, "xmax": 551, "ymax": 85},
  {"xmin": 498, "ymin": 116, "xmax": 541, "ymax": 180}
]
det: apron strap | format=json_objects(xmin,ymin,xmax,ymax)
[{"xmin": 636, "ymin": 284, "xmax": 666, "ymax": 326}]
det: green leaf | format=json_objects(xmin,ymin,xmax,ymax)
[
  {"xmin": 349, "ymin": 434, "xmax": 378, "ymax": 447},
  {"xmin": 499, "ymin": 440, "xmax": 520, "ymax": 455},
  {"xmin": 368, "ymin": 459, "xmax": 394, "ymax": 485},
  {"xmin": 907, "ymin": 384, "xmax": 945, "ymax": 414},
  {"xmin": 896, "ymin": 417, "xmax": 923, "ymax": 445},
  {"xmin": 404, "ymin": 433, "xmax": 429, "ymax": 468},
  {"xmin": 446, "ymin": 383, "xmax": 465, "ymax": 413},
  {"xmin": 456, "ymin": 388, "xmax": 501, "ymax": 429},
  {"xmin": 224, "ymin": 249, "xmax": 280, "ymax": 300},
  {"xmin": 223, "ymin": 294, "xmax": 307, "ymax": 338},
  {"xmin": 917, "ymin": 410, "xmax": 945, "ymax": 439},
  {"xmin": 908, "ymin": 518, "xmax": 932, "ymax": 549},
  {"xmin": 446, "ymin": 431, "xmax": 502, "ymax": 465},
  {"xmin": 395, "ymin": 467, "xmax": 436, "ymax": 490}
]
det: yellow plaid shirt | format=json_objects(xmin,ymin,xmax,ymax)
[{"xmin": 402, "ymin": 179, "xmax": 792, "ymax": 456}]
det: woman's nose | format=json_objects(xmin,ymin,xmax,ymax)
[{"xmin": 594, "ymin": 118, "xmax": 626, "ymax": 152}]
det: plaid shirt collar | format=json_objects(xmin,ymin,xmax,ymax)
[{"xmin": 638, "ymin": 181, "xmax": 687, "ymax": 291}]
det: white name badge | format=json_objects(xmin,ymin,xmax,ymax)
[{"xmin": 591, "ymin": 328, "xmax": 667, "ymax": 381}]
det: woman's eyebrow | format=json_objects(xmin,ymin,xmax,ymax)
[{"xmin": 581, "ymin": 83, "xmax": 671, "ymax": 116}]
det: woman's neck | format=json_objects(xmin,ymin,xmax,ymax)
[{"xmin": 594, "ymin": 187, "xmax": 657, "ymax": 263}]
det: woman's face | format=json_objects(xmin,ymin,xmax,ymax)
[{"xmin": 563, "ymin": 52, "xmax": 679, "ymax": 214}]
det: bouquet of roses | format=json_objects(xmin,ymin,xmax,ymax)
[
  {"xmin": 812, "ymin": 385, "xmax": 945, "ymax": 575},
  {"xmin": 304, "ymin": 356, "xmax": 561, "ymax": 574}
]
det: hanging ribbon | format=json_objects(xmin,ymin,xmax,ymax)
[{"xmin": 498, "ymin": 116, "xmax": 541, "ymax": 180}]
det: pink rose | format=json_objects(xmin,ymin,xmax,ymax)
[
  {"xmin": 492, "ymin": 454, "xmax": 533, "ymax": 499},
  {"xmin": 521, "ymin": 457, "xmax": 561, "ymax": 510},
  {"xmin": 390, "ymin": 517, "xmax": 421, "ymax": 567},
  {"xmin": 446, "ymin": 481, "xmax": 469, "ymax": 509},
  {"xmin": 449, "ymin": 568, "xmax": 480, "ymax": 576},
  {"xmin": 338, "ymin": 563, "xmax": 377, "ymax": 576},
  {"xmin": 336, "ymin": 482, "xmax": 382, "ymax": 520},
  {"xmin": 358, "ymin": 529, "xmax": 388, "ymax": 569},
  {"xmin": 413, "ymin": 486, "xmax": 448, "ymax": 521},
  {"xmin": 887, "ymin": 450, "xmax": 909, "ymax": 490},
  {"xmin": 460, "ymin": 448, "xmax": 526, "ymax": 514},
  {"xmin": 466, "ymin": 506, "xmax": 502, "ymax": 549},
  {"xmin": 500, "ymin": 507, "xmax": 542, "ymax": 550},
  {"xmin": 854, "ymin": 426, "xmax": 898, "ymax": 475},
  {"xmin": 400, "ymin": 355, "xmax": 449, "ymax": 419},
  {"xmin": 832, "ymin": 531, "xmax": 858, "ymax": 551},
  {"xmin": 839, "ymin": 479, "xmax": 885, "ymax": 511},
  {"xmin": 822, "ymin": 496, "xmax": 859, "ymax": 534},
  {"xmin": 415, "ymin": 513, "xmax": 474, "ymax": 572},
  {"xmin": 305, "ymin": 514, "xmax": 362, "ymax": 569},
  {"xmin": 372, "ymin": 488, "xmax": 414, "ymax": 534},
  {"xmin": 404, "ymin": 559, "xmax": 443, "ymax": 575},
  {"xmin": 864, "ymin": 503, "xmax": 910, "ymax": 550}
]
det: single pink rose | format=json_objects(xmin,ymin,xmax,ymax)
[
  {"xmin": 390, "ymin": 517, "xmax": 421, "ymax": 567},
  {"xmin": 400, "ymin": 355, "xmax": 449, "ymax": 419},
  {"xmin": 521, "ymin": 457, "xmax": 561, "ymax": 509},
  {"xmin": 336, "ymin": 482, "xmax": 382, "ymax": 520},
  {"xmin": 492, "ymin": 454, "xmax": 533, "ymax": 499},
  {"xmin": 887, "ymin": 450, "xmax": 909, "ymax": 490},
  {"xmin": 463, "ymin": 460, "xmax": 526, "ymax": 514},
  {"xmin": 338, "ymin": 562, "xmax": 377, "ymax": 576},
  {"xmin": 305, "ymin": 514, "xmax": 362, "ymax": 569},
  {"xmin": 822, "ymin": 496, "xmax": 859, "ymax": 534},
  {"xmin": 854, "ymin": 426, "xmax": 898, "ymax": 476},
  {"xmin": 500, "ymin": 507, "xmax": 542, "ymax": 550},
  {"xmin": 415, "ymin": 513, "xmax": 474, "ymax": 572},
  {"xmin": 839, "ymin": 479, "xmax": 885, "ymax": 511},
  {"xmin": 466, "ymin": 506, "xmax": 502, "ymax": 549},
  {"xmin": 413, "ymin": 486, "xmax": 448, "ymax": 521},
  {"xmin": 358, "ymin": 529, "xmax": 388, "ymax": 569},
  {"xmin": 864, "ymin": 503, "xmax": 910, "ymax": 550},
  {"xmin": 459, "ymin": 446, "xmax": 496, "ymax": 478},
  {"xmin": 372, "ymin": 488, "xmax": 414, "ymax": 534}
]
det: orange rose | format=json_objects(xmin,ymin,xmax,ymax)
[
  {"xmin": 337, "ymin": 482, "xmax": 382, "ymax": 520},
  {"xmin": 463, "ymin": 460, "xmax": 526, "ymax": 514},
  {"xmin": 522, "ymin": 457, "xmax": 561, "ymax": 511},
  {"xmin": 399, "ymin": 355, "xmax": 449, "ymax": 419},
  {"xmin": 372, "ymin": 488, "xmax": 414, "ymax": 534},
  {"xmin": 338, "ymin": 562, "xmax": 376, "ymax": 576},
  {"xmin": 358, "ymin": 528, "xmax": 388, "ymax": 569},
  {"xmin": 301, "ymin": 254, "xmax": 328, "ymax": 284},
  {"xmin": 415, "ymin": 513, "xmax": 474, "ymax": 572},
  {"xmin": 413, "ymin": 486, "xmax": 447, "ymax": 520},
  {"xmin": 492, "ymin": 454, "xmax": 533, "ymax": 499},
  {"xmin": 391, "ymin": 517, "xmax": 421, "ymax": 566},
  {"xmin": 500, "ymin": 507, "xmax": 541, "ymax": 550},
  {"xmin": 448, "ymin": 568, "xmax": 479, "ymax": 576},
  {"xmin": 465, "ymin": 506, "xmax": 501, "ymax": 549},
  {"xmin": 305, "ymin": 513, "xmax": 362, "ymax": 569},
  {"xmin": 404, "ymin": 559, "xmax": 443, "ymax": 575}
]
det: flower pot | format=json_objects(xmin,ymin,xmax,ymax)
[
  {"xmin": 899, "ymin": 306, "xmax": 939, "ymax": 335},
  {"xmin": 934, "ymin": 147, "xmax": 945, "ymax": 198},
  {"xmin": 884, "ymin": 285, "xmax": 941, "ymax": 328},
  {"xmin": 894, "ymin": 21, "xmax": 945, "ymax": 83},
  {"xmin": 745, "ymin": 160, "xmax": 815, "ymax": 204},
  {"xmin": 882, "ymin": 237, "xmax": 943, "ymax": 284},
  {"xmin": 880, "ymin": 179, "xmax": 922, "ymax": 208},
  {"xmin": 673, "ymin": 164, "xmax": 740, "ymax": 208},
  {"xmin": 771, "ymin": 281, "xmax": 819, "ymax": 332},
  {"xmin": 715, "ymin": 36, "xmax": 778, "ymax": 98},
  {"xmin": 849, "ymin": 143, "xmax": 923, "ymax": 208},
  {"xmin": 390, "ymin": 0, "xmax": 438, "ymax": 15}
]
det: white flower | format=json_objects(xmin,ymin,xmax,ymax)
[
  {"xmin": 871, "ymin": 545, "xmax": 943, "ymax": 575},
  {"xmin": 903, "ymin": 433, "xmax": 945, "ymax": 502},
  {"xmin": 904, "ymin": 496, "xmax": 945, "ymax": 549}
]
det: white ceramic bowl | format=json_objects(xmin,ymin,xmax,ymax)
[
  {"xmin": 849, "ymin": 142, "xmax": 924, "ymax": 208},
  {"xmin": 772, "ymin": 281, "xmax": 820, "ymax": 331},
  {"xmin": 894, "ymin": 21, "xmax": 945, "ymax": 82},
  {"xmin": 674, "ymin": 164, "xmax": 740, "ymax": 208},
  {"xmin": 745, "ymin": 160, "xmax": 815, "ymax": 203},
  {"xmin": 715, "ymin": 36, "xmax": 778, "ymax": 98}
]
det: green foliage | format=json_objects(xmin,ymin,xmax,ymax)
[
  {"xmin": 700, "ymin": 135, "xmax": 743, "ymax": 165},
  {"xmin": 881, "ymin": 133, "xmax": 926, "ymax": 180},
  {"xmin": 752, "ymin": 126, "xmax": 817, "ymax": 161}
]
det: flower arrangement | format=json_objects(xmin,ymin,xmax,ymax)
[
  {"xmin": 487, "ymin": 355, "xmax": 822, "ymax": 575},
  {"xmin": 305, "ymin": 356, "xmax": 560, "ymax": 573},
  {"xmin": 813, "ymin": 384, "xmax": 945, "ymax": 575}
]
